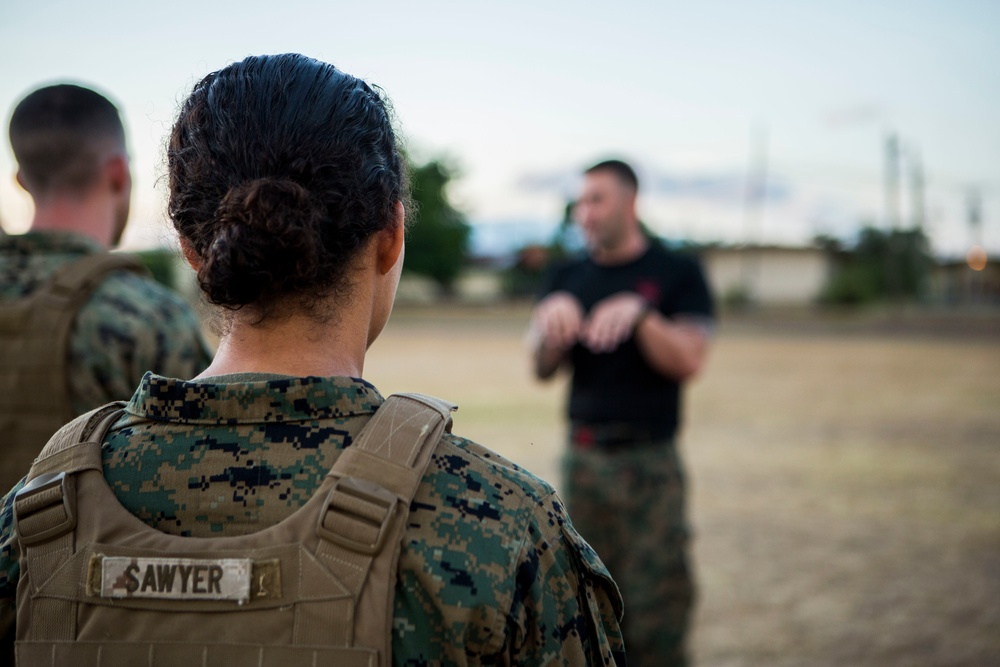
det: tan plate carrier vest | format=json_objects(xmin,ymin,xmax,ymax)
[
  {"xmin": 0, "ymin": 252, "xmax": 147, "ymax": 492},
  {"xmin": 13, "ymin": 392, "xmax": 456, "ymax": 667}
]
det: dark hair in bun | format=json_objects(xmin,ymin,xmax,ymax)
[{"xmin": 167, "ymin": 53, "xmax": 408, "ymax": 319}]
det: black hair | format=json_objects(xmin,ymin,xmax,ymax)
[
  {"xmin": 167, "ymin": 53, "xmax": 409, "ymax": 320},
  {"xmin": 9, "ymin": 83, "xmax": 126, "ymax": 195},
  {"xmin": 585, "ymin": 159, "xmax": 639, "ymax": 192}
]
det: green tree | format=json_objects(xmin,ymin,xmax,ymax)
[
  {"xmin": 404, "ymin": 158, "xmax": 470, "ymax": 294},
  {"xmin": 135, "ymin": 248, "xmax": 177, "ymax": 290},
  {"xmin": 502, "ymin": 201, "xmax": 575, "ymax": 299},
  {"xmin": 819, "ymin": 226, "xmax": 933, "ymax": 304}
]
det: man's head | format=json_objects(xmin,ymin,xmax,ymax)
[
  {"xmin": 9, "ymin": 83, "xmax": 131, "ymax": 243},
  {"xmin": 575, "ymin": 159, "xmax": 640, "ymax": 259}
]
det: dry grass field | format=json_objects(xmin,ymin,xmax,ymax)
[{"xmin": 367, "ymin": 304, "xmax": 1000, "ymax": 667}]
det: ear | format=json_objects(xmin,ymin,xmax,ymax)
[
  {"xmin": 179, "ymin": 237, "xmax": 202, "ymax": 272},
  {"xmin": 105, "ymin": 154, "xmax": 130, "ymax": 195},
  {"xmin": 376, "ymin": 201, "xmax": 405, "ymax": 275}
]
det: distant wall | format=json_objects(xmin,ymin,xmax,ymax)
[
  {"xmin": 398, "ymin": 249, "xmax": 833, "ymax": 306},
  {"xmin": 701, "ymin": 246, "xmax": 830, "ymax": 305},
  {"xmin": 930, "ymin": 260, "xmax": 1000, "ymax": 305}
]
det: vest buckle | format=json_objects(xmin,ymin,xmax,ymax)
[
  {"xmin": 14, "ymin": 471, "xmax": 78, "ymax": 547},
  {"xmin": 318, "ymin": 476, "xmax": 397, "ymax": 555}
]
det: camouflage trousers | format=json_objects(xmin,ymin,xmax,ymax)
[{"xmin": 563, "ymin": 435, "xmax": 693, "ymax": 667}]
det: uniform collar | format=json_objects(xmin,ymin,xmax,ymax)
[
  {"xmin": 123, "ymin": 372, "xmax": 384, "ymax": 425},
  {"xmin": 0, "ymin": 231, "xmax": 103, "ymax": 256}
]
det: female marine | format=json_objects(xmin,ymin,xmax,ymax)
[{"xmin": 0, "ymin": 54, "xmax": 624, "ymax": 665}]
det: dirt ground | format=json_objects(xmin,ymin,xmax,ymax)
[{"xmin": 366, "ymin": 304, "xmax": 1000, "ymax": 667}]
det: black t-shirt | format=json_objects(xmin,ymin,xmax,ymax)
[{"xmin": 539, "ymin": 242, "xmax": 714, "ymax": 436}]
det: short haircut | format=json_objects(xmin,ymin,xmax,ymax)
[
  {"xmin": 585, "ymin": 159, "xmax": 638, "ymax": 192},
  {"xmin": 9, "ymin": 83, "xmax": 126, "ymax": 196}
]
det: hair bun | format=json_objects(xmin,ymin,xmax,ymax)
[
  {"xmin": 216, "ymin": 177, "xmax": 313, "ymax": 225},
  {"xmin": 198, "ymin": 177, "xmax": 328, "ymax": 308}
]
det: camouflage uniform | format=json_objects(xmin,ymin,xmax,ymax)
[
  {"xmin": 0, "ymin": 372, "xmax": 626, "ymax": 666},
  {"xmin": 564, "ymin": 438, "xmax": 692, "ymax": 666},
  {"xmin": 0, "ymin": 232, "xmax": 212, "ymax": 417},
  {"xmin": 0, "ymin": 231, "xmax": 213, "ymax": 490}
]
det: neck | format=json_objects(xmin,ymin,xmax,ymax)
[
  {"xmin": 30, "ymin": 194, "xmax": 116, "ymax": 247},
  {"xmin": 196, "ymin": 281, "xmax": 385, "ymax": 381},
  {"xmin": 197, "ymin": 312, "xmax": 368, "ymax": 380},
  {"xmin": 591, "ymin": 222, "xmax": 649, "ymax": 266}
]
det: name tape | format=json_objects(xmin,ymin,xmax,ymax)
[{"xmin": 101, "ymin": 556, "xmax": 252, "ymax": 603}]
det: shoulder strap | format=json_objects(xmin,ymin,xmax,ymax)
[
  {"xmin": 13, "ymin": 403, "xmax": 125, "ymax": 644},
  {"xmin": 26, "ymin": 402, "xmax": 126, "ymax": 481},
  {"xmin": 33, "ymin": 254, "xmax": 149, "ymax": 414},
  {"xmin": 14, "ymin": 403, "xmax": 125, "ymax": 547},
  {"xmin": 322, "ymin": 393, "xmax": 455, "ymax": 550},
  {"xmin": 349, "ymin": 392, "xmax": 455, "ymax": 466},
  {"xmin": 45, "ymin": 252, "xmax": 149, "ymax": 303},
  {"xmin": 315, "ymin": 392, "xmax": 456, "ymax": 657},
  {"xmin": 0, "ymin": 252, "xmax": 147, "ymax": 477}
]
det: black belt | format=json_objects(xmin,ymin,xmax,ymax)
[{"xmin": 570, "ymin": 422, "xmax": 673, "ymax": 450}]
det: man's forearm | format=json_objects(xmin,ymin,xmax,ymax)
[
  {"xmin": 534, "ymin": 340, "xmax": 567, "ymax": 380},
  {"xmin": 633, "ymin": 313, "xmax": 709, "ymax": 380}
]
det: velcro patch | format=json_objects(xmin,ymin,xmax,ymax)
[{"xmin": 99, "ymin": 556, "xmax": 252, "ymax": 603}]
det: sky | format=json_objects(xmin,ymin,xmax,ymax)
[{"xmin": 1, "ymin": 0, "xmax": 997, "ymax": 257}]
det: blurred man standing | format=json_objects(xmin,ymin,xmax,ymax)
[
  {"xmin": 530, "ymin": 159, "xmax": 715, "ymax": 667},
  {"xmin": 0, "ymin": 83, "xmax": 212, "ymax": 490}
]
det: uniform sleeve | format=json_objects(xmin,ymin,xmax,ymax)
[
  {"xmin": 67, "ymin": 272, "xmax": 213, "ymax": 413},
  {"xmin": 506, "ymin": 491, "xmax": 626, "ymax": 666}
]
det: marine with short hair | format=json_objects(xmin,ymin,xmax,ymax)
[{"xmin": 0, "ymin": 83, "xmax": 213, "ymax": 492}]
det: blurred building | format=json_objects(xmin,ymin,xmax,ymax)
[
  {"xmin": 930, "ymin": 254, "xmax": 1000, "ymax": 306},
  {"xmin": 700, "ymin": 245, "xmax": 831, "ymax": 306}
]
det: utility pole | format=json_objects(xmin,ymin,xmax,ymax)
[
  {"xmin": 884, "ymin": 132, "xmax": 902, "ymax": 302},
  {"xmin": 884, "ymin": 133, "xmax": 901, "ymax": 230},
  {"xmin": 967, "ymin": 188, "xmax": 983, "ymax": 247},
  {"xmin": 909, "ymin": 149, "xmax": 925, "ymax": 230}
]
